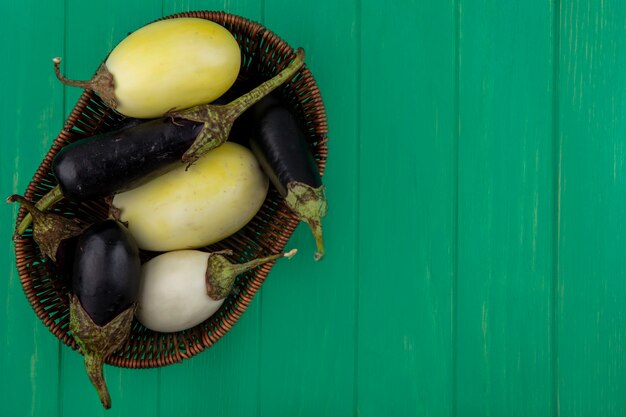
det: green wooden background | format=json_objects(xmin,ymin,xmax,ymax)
[{"xmin": 1, "ymin": 0, "xmax": 625, "ymax": 415}]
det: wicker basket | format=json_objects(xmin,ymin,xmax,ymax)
[{"xmin": 13, "ymin": 11, "xmax": 328, "ymax": 369}]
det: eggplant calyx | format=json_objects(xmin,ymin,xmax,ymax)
[
  {"xmin": 205, "ymin": 249, "xmax": 298, "ymax": 300},
  {"xmin": 170, "ymin": 48, "xmax": 306, "ymax": 166},
  {"xmin": 69, "ymin": 295, "xmax": 135, "ymax": 410},
  {"xmin": 8, "ymin": 193, "xmax": 84, "ymax": 262},
  {"xmin": 170, "ymin": 106, "xmax": 240, "ymax": 168},
  {"xmin": 53, "ymin": 58, "xmax": 117, "ymax": 110},
  {"xmin": 106, "ymin": 198, "xmax": 127, "ymax": 227},
  {"xmin": 15, "ymin": 185, "xmax": 65, "ymax": 235},
  {"xmin": 284, "ymin": 182, "xmax": 328, "ymax": 261}
]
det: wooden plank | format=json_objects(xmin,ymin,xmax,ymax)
[
  {"xmin": 0, "ymin": 1, "xmax": 65, "ymax": 416},
  {"xmin": 557, "ymin": 0, "xmax": 626, "ymax": 415},
  {"xmin": 358, "ymin": 1, "xmax": 456, "ymax": 416},
  {"xmin": 455, "ymin": 1, "xmax": 555, "ymax": 415},
  {"xmin": 58, "ymin": 1, "xmax": 162, "ymax": 415},
  {"xmin": 158, "ymin": 2, "xmax": 265, "ymax": 416},
  {"xmin": 163, "ymin": 0, "xmax": 262, "ymax": 18},
  {"xmin": 256, "ymin": 0, "xmax": 358, "ymax": 416}
]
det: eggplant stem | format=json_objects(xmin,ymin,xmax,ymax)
[
  {"xmin": 305, "ymin": 218, "xmax": 325, "ymax": 261},
  {"xmin": 7, "ymin": 195, "xmax": 45, "ymax": 223},
  {"xmin": 206, "ymin": 249, "xmax": 297, "ymax": 299},
  {"xmin": 173, "ymin": 48, "xmax": 306, "ymax": 165},
  {"xmin": 53, "ymin": 57, "xmax": 93, "ymax": 89},
  {"xmin": 69, "ymin": 296, "xmax": 135, "ymax": 410},
  {"xmin": 53, "ymin": 58, "xmax": 117, "ymax": 109},
  {"xmin": 84, "ymin": 352, "xmax": 111, "ymax": 409},
  {"xmin": 230, "ymin": 250, "xmax": 298, "ymax": 276},
  {"xmin": 226, "ymin": 48, "xmax": 305, "ymax": 115},
  {"xmin": 16, "ymin": 185, "xmax": 64, "ymax": 235},
  {"xmin": 9, "ymin": 191, "xmax": 84, "ymax": 261}
]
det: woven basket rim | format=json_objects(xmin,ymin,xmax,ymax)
[{"xmin": 13, "ymin": 10, "xmax": 328, "ymax": 369}]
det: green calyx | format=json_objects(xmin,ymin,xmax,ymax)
[
  {"xmin": 205, "ymin": 249, "xmax": 298, "ymax": 300},
  {"xmin": 14, "ymin": 185, "xmax": 65, "ymax": 236},
  {"xmin": 284, "ymin": 182, "xmax": 328, "ymax": 261},
  {"xmin": 69, "ymin": 295, "xmax": 136, "ymax": 410},
  {"xmin": 170, "ymin": 48, "xmax": 306, "ymax": 166},
  {"xmin": 8, "ymin": 193, "xmax": 83, "ymax": 262}
]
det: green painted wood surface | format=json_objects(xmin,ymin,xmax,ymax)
[
  {"xmin": 1, "ymin": 0, "xmax": 625, "ymax": 416},
  {"xmin": 359, "ymin": 1, "xmax": 455, "ymax": 416},
  {"xmin": 557, "ymin": 1, "xmax": 626, "ymax": 415},
  {"xmin": 456, "ymin": 1, "xmax": 555, "ymax": 415}
]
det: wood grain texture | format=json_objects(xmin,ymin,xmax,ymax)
[
  {"xmin": 456, "ymin": 0, "xmax": 555, "ymax": 416},
  {"xmin": 557, "ymin": 0, "xmax": 626, "ymax": 415},
  {"xmin": 0, "ymin": 1, "xmax": 65, "ymax": 416},
  {"xmin": 258, "ymin": 0, "xmax": 358, "ymax": 415},
  {"xmin": 358, "ymin": 1, "xmax": 456, "ymax": 416}
]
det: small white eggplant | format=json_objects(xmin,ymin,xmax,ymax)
[
  {"xmin": 136, "ymin": 248, "xmax": 297, "ymax": 333},
  {"xmin": 53, "ymin": 18, "xmax": 241, "ymax": 118},
  {"xmin": 111, "ymin": 142, "xmax": 269, "ymax": 251}
]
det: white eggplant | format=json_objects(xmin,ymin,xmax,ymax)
[
  {"xmin": 136, "ymin": 249, "xmax": 297, "ymax": 333},
  {"xmin": 111, "ymin": 142, "xmax": 269, "ymax": 251},
  {"xmin": 53, "ymin": 18, "xmax": 241, "ymax": 118}
]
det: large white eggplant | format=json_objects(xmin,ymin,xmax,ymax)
[
  {"xmin": 111, "ymin": 142, "xmax": 269, "ymax": 251},
  {"xmin": 53, "ymin": 17, "xmax": 241, "ymax": 118}
]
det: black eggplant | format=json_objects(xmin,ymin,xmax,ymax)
[
  {"xmin": 7, "ymin": 194, "xmax": 84, "ymax": 279},
  {"xmin": 70, "ymin": 219, "xmax": 140, "ymax": 409},
  {"xmin": 54, "ymin": 117, "xmax": 202, "ymax": 201},
  {"xmin": 246, "ymin": 94, "xmax": 328, "ymax": 260},
  {"xmin": 111, "ymin": 116, "xmax": 150, "ymax": 131},
  {"xmin": 16, "ymin": 49, "xmax": 306, "ymax": 235}
]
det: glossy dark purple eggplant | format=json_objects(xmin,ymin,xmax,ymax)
[
  {"xmin": 70, "ymin": 219, "xmax": 140, "ymax": 409},
  {"xmin": 246, "ymin": 94, "xmax": 328, "ymax": 260},
  {"xmin": 73, "ymin": 220, "xmax": 141, "ymax": 325},
  {"xmin": 249, "ymin": 95, "xmax": 322, "ymax": 193},
  {"xmin": 111, "ymin": 116, "xmax": 149, "ymax": 131},
  {"xmin": 54, "ymin": 118, "xmax": 202, "ymax": 201},
  {"xmin": 14, "ymin": 118, "xmax": 201, "ymax": 237}
]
